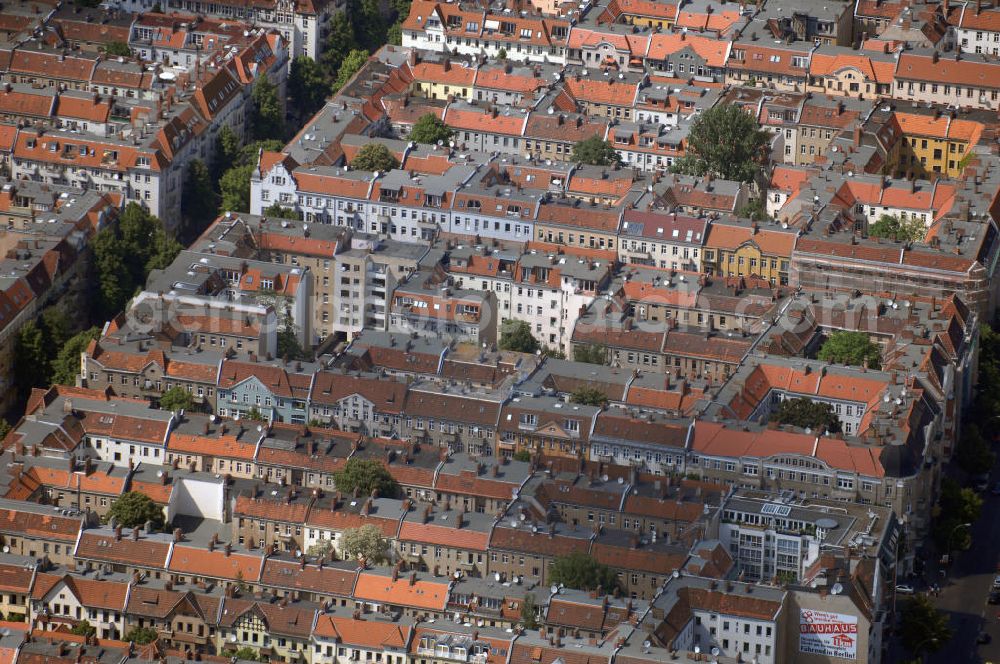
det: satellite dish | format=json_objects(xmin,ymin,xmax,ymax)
[
  {"xmin": 550, "ymin": 585, "xmax": 559, "ymax": 594},
  {"xmin": 233, "ymin": 413, "xmax": 241, "ymax": 421},
  {"xmin": 495, "ymin": 572, "xmax": 502, "ymax": 582},
  {"xmin": 230, "ymin": 635, "xmax": 238, "ymax": 643},
  {"xmin": 257, "ymin": 424, "xmax": 263, "ymax": 432},
  {"xmin": 643, "ymin": 641, "xmax": 651, "ymax": 649},
  {"xmin": 694, "ymin": 646, "xmax": 701, "ymax": 654},
  {"xmin": 454, "ymin": 571, "xmax": 461, "ymax": 579},
  {"xmin": 2, "ymin": 546, "xmax": 8, "ymax": 554},
  {"xmin": 209, "ymin": 414, "xmax": 216, "ymax": 423},
  {"xmin": 711, "ymin": 647, "xmax": 720, "ymax": 656},
  {"xmin": 831, "ymin": 583, "xmax": 844, "ymax": 595}
]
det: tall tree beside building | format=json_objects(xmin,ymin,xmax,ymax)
[
  {"xmin": 289, "ymin": 56, "xmax": 330, "ymax": 119},
  {"xmin": 409, "ymin": 113, "xmax": 454, "ymax": 146},
  {"xmin": 251, "ymin": 77, "xmax": 285, "ymax": 141},
  {"xmin": 671, "ymin": 104, "xmax": 770, "ymax": 182},
  {"xmin": 51, "ymin": 328, "xmax": 100, "ymax": 386},
  {"xmin": 320, "ymin": 12, "xmax": 358, "ymax": 79},
  {"xmin": 333, "ymin": 49, "xmax": 370, "ymax": 92},
  {"xmin": 350, "ymin": 143, "xmax": 400, "ymax": 172},
  {"xmin": 571, "ymin": 136, "xmax": 621, "ymax": 166},
  {"xmin": 13, "ymin": 321, "xmax": 49, "ymax": 398},
  {"xmin": 180, "ymin": 159, "xmax": 217, "ymax": 243},
  {"xmin": 219, "ymin": 164, "xmax": 255, "ymax": 214}
]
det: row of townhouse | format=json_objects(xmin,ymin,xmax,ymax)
[
  {"xmin": 0, "ymin": 179, "xmax": 124, "ymax": 417},
  {"xmin": 0, "ymin": 31, "xmax": 287, "ymax": 228},
  {"xmin": 400, "ymin": 0, "xmax": 1000, "ymax": 110}
]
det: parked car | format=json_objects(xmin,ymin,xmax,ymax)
[
  {"xmin": 896, "ymin": 584, "xmax": 916, "ymax": 595},
  {"xmin": 976, "ymin": 474, "xmax": 991, "ymax": 491},
  {"xmin": 991, "ymin": 482, "xmax": 1000, "ymax": 496},
  {"xmin": 989, "ymin": 591, "xmax": 1000, "ymax": 605},
  {"xmin": 979, "ymin": 632, "xmax": 992, "ymax": 645}
]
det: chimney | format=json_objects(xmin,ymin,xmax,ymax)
[
  {"xmin": 114, "ymin": 525, "xmax": 122, "ymax": 541},
  {"xmin": 173, "ymin": 528, "xmax": 183, "ymax": 542},
  {"xmin": 409, "ymin": 571, "xmax": 417, "ymax": 586},
  {"xmin": 932, "ymin": 50, "xmax": 939, "ymax": 63},
  {"xmin": 224, "ymin": 543, "xmax": 232, "ymax": 557}
]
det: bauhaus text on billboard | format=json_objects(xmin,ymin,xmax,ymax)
[{"xmin": 799, "ymin": 608, "xmax": 858, "ymax": 660}]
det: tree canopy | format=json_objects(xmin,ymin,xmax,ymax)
[
  {"xmin": 250, "ymin": 77, "xmax": 284, "ymax": 141},
  {"xmin": 91, "ymin": 204, "xmax": 180, "ymax": 321},
  {"xmin": 289, "ymin": 56, "xmax": 329, "ymax": 121},
  {"xmin": 104, "ymin": 41, "xmax": 131, "ymax": 57},
  {"xmin": 933, "ymin": 477, "xmax": 981, "ymax": 551},
  {"xmin": 13, "ymin": 321, "xmax": 47, "ymax": 401},
  {"xmin": 124, "ymin": 626, "xmax": 159, "ymax": 645},
  {"xmin": 868, "ymin": 213, "xmax": 926, "ymax": 243},
  {"xmin": 334, "ymin": 458, "xmax": 400, "ymax": 498},
  {"xmin": 671, "ymin": 104, "xmax": 770, "ymax": 182},
  {"xmin": 573, "ymin": 344, "xmax": 606, "ymax": 365},
  {"xmin": 549, "ymin": 552, "xmax": 619, "ymax": 592},
  {"xmin": 817, "ymin": 331, "xmax": 881, "ymax": 368},
  {"xmin": 262, "ymin": 202, "xmax": 303, "ymax": 220},
  {"xmin": 219, "ymin": 164, "xmax": 255, "ymax": 214},
  {"xmin": 899, "ymin": 595, "xmax": 952, "ymax": 659},
  {"xmin": 771, "ymin": 397, "xmax": 841, "ymax": 433},
  {"xmin": 70, "ymin": 620, "xmax": 96, "ymax": 637},
  {"xmin": 499, "ymin": 320, "xmax": 540, "ymax": 354},
  {"xmin": 334, "ymin": 49, "xmax": 370, "ymax": 92},
  {"xmin": 51, "ymin": 327, "xmax": 100, "ymax": 386},
  {"xmin": 340, "ymin": 524, "xmax": 389, "ymax": 563},
  {"xmin": 351, "ymin": 143, "xmax": 400, "ymax": 172},
  {"xmin": 571, "ymin": 136, "xmax": 621, "ymax": 166},
  {"xmin": 521, "ymin": 594, "xmax": 539, "ymax": 629},
  {"xmin": 410, "ymin": 113, "xmax": 454, "ymax": 146},
  {"xmin": 159, "ymin": 386, "xmax": 194, "ymax": 413},
  {"xmin": 108, "ymin": 491, "xmax": 164, "ymax": 529},
  {"xmin": 180, "ymin": 159, "xmax": 217, "ymax": 243},
  {"xmin": 570, "ymin": 387, "xmax": 609, "ymax": 407}
]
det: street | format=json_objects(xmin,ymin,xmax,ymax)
[{"xmin": 891, "ymin": 474, "xmax": 1000, "ymax": 663}]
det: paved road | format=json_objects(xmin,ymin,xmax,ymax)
[{"xmin": 927, "ymin": 482, "xmax": 1000, "ymax": 663}]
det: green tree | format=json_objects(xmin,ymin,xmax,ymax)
[
  {"xmin": 351, "ymin": 143, "xmax": 400, "ymax": 172},
  {"xmin": 933, "ymin": 477, "xmax": 982, "ymax": 551},
  {"xmin": 817, "ymin": 331, "xmax": 881, "ymax": 368},
  {"xmin": 570, "ymin": 387, "xmax": 608, "ymax": 407},
  {"xmin": 289, "ymin": 56, "xmax": 329, "ymax": 120},
  {"xmin": 738, "ymin": 197, "xmax": 767, "ymax": 221},
  {"xmin": 334, "ymin": 49, "xmax": 369, "ymax": 91},
  {"xmin": 277, "ymin": 316, "xmax": 307, "ymax": 361},
  {"xmin": 124, "ymin": 626, "xmax": 159, "ymax": 645},
  {"xmin": 499, "ymin": 320, "xmax": 540, "ymax": 354},
  {"xmin": 771, "ymin": 397, "xmax": 841, "ymax": 433},
  {"xmin": 671, "ymin": 104, "xmax": 770, "ymax": 182},
  {"xmin": 230, "ymin": 647, "xmax": 262, "ymax": 662},
  {"xmin": 181, "ymin": 159, "xmax": 217, "ymax": 242},
  {"xmin": 549, "ymin": 552, "xmax": 619, "ymax": 592},
  {"xmin": 319, "ymin": 11, "xmax": 358, "ymax": 79},
  {"xmin": 334, "ymin": 458, "xmax": 400, "ymax": 497},
  {"xmin": 354, "ymin": 0, "xmax": 388, "ymax": 51},
  {"xmin": 104, "ymin": 41, "xmax": 131, "ymax": 57},
  {"xmin": 899, "ymin": 595, "xmax": 952, "ymax": 659},
  {"xmin": 497, "ymin": 48, "xmax": 507, "ymax": 60},
  {"xmin": 216, "ymin": 124, "xmax": 241, "ymax": 176},
  {"xmin": 307, "ymin": 539, "xmax": 335, "ymax": 558},
  {"xmin": 573, "ymin": 344, "xmax": 606, "ymax": 364},
  {"xmin": 41, "ymin": 307, "xmax": 73, "ymax": 349},
  {"xmin": 541, "ymin": 347, "xmax": 566, "ymax": 359},
  {"xmin": 262, "ymin": 202, "xmax": 303, "ymax": 220},
  {"xmin": 251, "ymin": 77, "xmax": 284, "ymax": 141},
  {"xmin": 108, "ymin": 491, "xmax": 164, "ymax": 529},
  {"xmin": 51, "ymin": 327, "xmax": 100, "ymax": 386},
  {"xmin": 245, "ymin": 406, "xmax": 268, "ymax": 422},
  {"xmin": 70, "ymin": 620, "xmax": 96, "ymax": 637},
  {"xmin": 868, "ymin": 214, "xmax": 925, "ymax": 243},
  {"xmin": 521, "ymin": 593, "xmax": 539, "ymax": 629},
  {"xmin": 219, "ymin": 164, "xmax": 255, "ymax": 213},
  {"xmin": 13, "ymin": 321, "xmax": 48, "ymax": 399},
  {"xmin": 512, "ymin": 449, "xmax": 532, "ymax": 463},
  {"xmin": 571, "ymin": 135, "xmax": 620, "ymax": 166},
  {"xmin": 159, "ymin": 386, "xmax": 194, "ymax": 412},
  {"xmin": 386, "ymin": 22, "xmax": 403, "ymax": 45},
  {"xmin": 955, "ymin": 424, "xmax": 996, "ymax": 476},
  {"xmin": 340, "ymin": 524, "xmax": 390, "ymax": 563},
  {"xmin": 91, "ymin": 229, "xmax": 135, "ymax": 320},
  {"xmin": 409, "ymin": 113, "xmax": 453, "ymax": 146}
]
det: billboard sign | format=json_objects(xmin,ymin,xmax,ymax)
[{"xmin": 799, "ymin": 608, "xmax": 858, "ymax": 660}]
